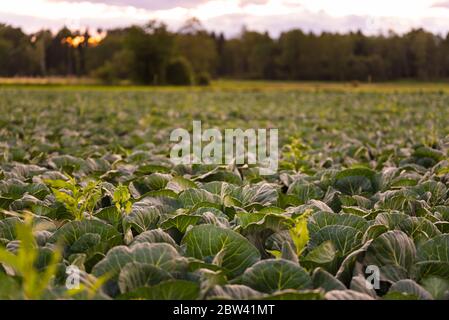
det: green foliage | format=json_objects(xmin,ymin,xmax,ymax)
[
  {"xmin": 0, "ymin": 215, "xmax": 61, "ymax": 299},
  {"xmin": 2, "ymin": 22, "xmax": 449, "ymax": 82},
  {"xmin": 174, "ymin": 19, "xmax": 218, "ymax": 77},
  {"xmin": 165, "ymin": 57, "xmax": 194, "ymax": 86},
  {"xmin": 1, "ymin": 87, "xmax": 449, "ymax": 300},
  {"xmin": 92, "ymin": 50, "xmax": 133, "ymax": 84},
  {"xmin": 280, "ymin": 138, "xmax": 311, "ymax": 173},
  {"xmin": 45, "ymin": 177, "xmax": 102, "ymax": 220},
  {"xmin": 241, "ymin": 259, "xmax": 312, "ymax": 293},
  {"xmin": 196, "ymin": 72, "xmax": 211, "ymax": 86},
  {"xmin": 124, "ymin": 22, "xmax": 173, "ymax": 84},
  {"xmin": 113, "ymin": 184, "xmax": 132, "ymax": 214},
  {"xmin": 289, "ymin": 209, "xmax": 312, "ymax": 256}
]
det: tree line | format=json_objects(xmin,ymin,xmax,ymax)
[{"xmin": 1, "ymin": 18, "xmax": 449, "ymax": 84}]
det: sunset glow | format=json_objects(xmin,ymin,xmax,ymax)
[{"xmin": 61, "ymin": 33, "xmax": 105, "ymax": 47}]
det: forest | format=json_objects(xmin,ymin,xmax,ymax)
[{"xmin": 1, "ymin": 18, "xmax": 449, "ymax": 84}]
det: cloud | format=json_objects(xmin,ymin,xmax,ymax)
[
  {"xmin": 200, "ymin": 7, "xmax": 449, "ymax": 37},
  {"xmin": 239, "ymin": 0, "xmax": 271, "ymax": 5},
  {"xmin": 0, "ymin": 12, "xmax": 62, "ymax": 31},
  {"xmin": 200, "ymin": 11, "xmax": 373, "ymax": 37},
  {"xmin": 1, "ymin": 0, "xmax": 449, "ymax": 37},
  {"xmin": 431, "ymin": 1, "xmax": 449, "ymax": 8},
  {"xmin": 46, "ymin": 0, "xmax": 208, "ymax": 10}
]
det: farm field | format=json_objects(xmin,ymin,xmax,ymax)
[{"xmin": 1, "ymin": 83, "xmax": 449, "ymax": 300}]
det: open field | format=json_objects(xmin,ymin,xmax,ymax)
[
  {"xmin": 4, "ymin": 78, "xmax": 449, "ymax": 93},
  {"xmin": 1, "ymin": 83, "xmax": 449, "ymax": 300}
]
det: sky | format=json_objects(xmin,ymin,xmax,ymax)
[{"xmin": 2, "ymin": 0, "xmax": 449, "ymax": 37}]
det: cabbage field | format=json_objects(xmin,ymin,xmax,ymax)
[{"xmin": 1, "ymin": 86, "xmax": 449, "ymax": 300}]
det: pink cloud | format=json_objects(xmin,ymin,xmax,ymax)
[{"xmin": 46, "ymin": 0, "xmax": 207, "ymax": 10}]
